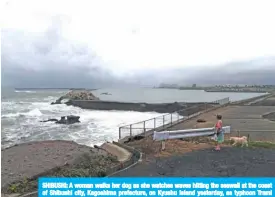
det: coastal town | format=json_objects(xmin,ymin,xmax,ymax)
[{"xmin": 158, "ymin": 83, "xmax": 275, "ymax": 93}]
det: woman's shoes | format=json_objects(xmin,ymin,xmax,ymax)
[{"xmin": 215, "ymin": 145, "xmax": 221, "ymax": 151}]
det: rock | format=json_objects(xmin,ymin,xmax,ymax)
[
  {"xmin": 197, "ymin": 119, "xmax": 206, "ymax": 123},
  {"xmin": 51, "ymin": 90, "xmax": 100, "ymax": 105},
  {"xmin": 40, "ymin": 116, "xmax": 80, "ymax": 125},
  {"xmin": 124, "ymin": 135, "xmax": 145, "ymax": 143},
  {"xmin": 100, "ymin": 92, "xmax": 112, "ymax": 95},
  {"xmin": 40, "ymin": 118, "xmax": 59, "ymax": 123},
  {"xmin": 67, "ymin": 115, "xmax": 80, "ymax": 124},
  {"xmin": 56, "ymin": 115, "xmax": 80, "ymax": 124},
  {"xmin": 56, "ymin": 116, "xmax": 66, "ymax": 124},
  {"xmin": 51, "ymin": 97, "xmax": 63, "ymax": 105}
]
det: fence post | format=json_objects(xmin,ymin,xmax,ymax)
[
  {"xmin": 161, "ymin": 141, "xmax": 166, "ymax": 151},
  {"xmin": 154, "ymin": 118, "xmax": 156, "ymax": 128},
  {"xmin": 119, "ymin": 127, "xmax": 121, "ymax": 139},
  {"xmin": 130, "ymin": 124, "xmax": 132, "ymax": 137},
  {"xmin": 171, "ymin": 113, "xmax": 173, "ymax": 125},
  {"xmin": 163, "ymin": 115, "xmax": 165, "ymax": 128},
  {"xmin": 143, "ymin": 121, "xmax": 146, "ymax": 136},
  {"xmin": 177, "ymin": 112, "xmax": 179, "ymax": 122}
]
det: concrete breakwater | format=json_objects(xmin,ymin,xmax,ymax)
[
  {"xmin": 66, "ymin": 100, "xmax": 217, "ymax": 114},
  {"xmin": 53, "ymin": 90, "xmax": 223, "ymax": 114}
]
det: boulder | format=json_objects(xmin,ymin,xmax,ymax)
[
  {"xmin": 197, "ymin": 119, "xmax": 206, "ymax": 123},
  {"xmin": 51, "ymin": 97, "xmax": 63, "ymax": 105},
  {"xmin": 56, "ymin": 116, "xmax": 66, "ymax": 124},
  {"xmin": 40, "ymin": 118, "xmax": 59, "ymax": 123},
  {"xmin": 67, "ymin": 115, "xmax": 81, "ymax": 124},
  {"xmin": 56, "ymin": 115, "xmax": 80, "ymax": 124},
  {"xmin": 40, "ymin": 116, "xmax": 80, "ymax": 124},
  {"xmin": 64, "ymin": 90, "xmax": 100, "ymax": 100},
  {"xmin": 51, "ymin": 90, "xmax": 99, "ymax": 105},
  {"xmin": 100, "ymin": 92, "xmax": 112, "ymax": 95}
]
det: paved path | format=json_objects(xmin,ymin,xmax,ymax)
[
  {"xmin": 113, "ymin": 147, "xmax": 275, "ymax": 177},
  {"xmin": 168, "ymin": 105, "xmax": 275, "ymax": 141},
  {"xmin": 115, "ymin": 95, "xmax": 275, "ymax": 177},
  {"xmin": 100, "ymin": 143, "xmax": 131, "ymax": 162}
]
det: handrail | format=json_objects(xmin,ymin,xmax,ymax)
[{"xmin": 119, "ymin": 97, "xmax": 230, "ymax": 139}]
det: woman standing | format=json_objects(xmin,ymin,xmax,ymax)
[{"xmin": 215, "ymin": 114, "xmax": 224, "ymax": 151}]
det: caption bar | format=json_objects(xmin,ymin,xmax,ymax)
[{"xmin": 39, "ymin": 178, "xmax": 274, "ymax": 197}]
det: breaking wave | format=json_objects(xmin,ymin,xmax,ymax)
[
  {"xmin": 15, "ymin": 90, "xmax": 36, "ymax": 93},
  {"xmin": 1, "ymin": 99, "xmax": 164, "ymax": 149},
  {"xmin": 2, "ymin": 108, "xmax": 43, "ymax": 118}
]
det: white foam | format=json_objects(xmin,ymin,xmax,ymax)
[
  {"xmin": 15, "ymin": 90, "xmax": 36, "ymax": 93},
  {"xmin": 2, "ymin": 100, "xmax": 173, "ymax": 148},
  {"xmin": 24, "ymin": 108, "xmax": 43, "ymax": 116},
  {"xmin": 1, "ymin": 108, "xmax": 43, "ymax": 118}
]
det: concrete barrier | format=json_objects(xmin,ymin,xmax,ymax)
[
  {"xmin": 230, "ymin": 93, "xmax": 271, "ymax": 106},
  {"xmin": 68, "ymin": 100, "xmax": 217, "ymax": 113}
]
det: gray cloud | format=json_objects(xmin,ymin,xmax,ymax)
[
  {"xmin": 181, "ymin": 57, "xmax": 275, "ymax": 85},
  {"xmin": 127, "ymin": 57, "xmax": 275, "ymax": 86},
  {"xmin": 1, "ymin": 16, "xmax": 126, "ymax": 88},
  {"xmin": 2, "ymin": 16, "xmax": 275, "ymax": 88}
]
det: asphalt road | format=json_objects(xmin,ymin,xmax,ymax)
[{"xmin": 113, "ymin": 147, "xmax": 275, "ymax": 177}]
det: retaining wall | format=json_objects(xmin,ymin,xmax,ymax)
[{"xmin": 68, "ymin": 100, "xmax": 214, "ymax": 113}]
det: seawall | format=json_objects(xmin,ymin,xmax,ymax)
[
  {"xmin": 67, "ymin": 100, "xmax": 218, "ymax": 113},
  {"xmin": 205, "ymin": 89, "xmax": 268, "ymax": 93}
]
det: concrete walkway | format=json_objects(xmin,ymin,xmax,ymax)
[
  {"xmin": 168, "ymin": 105, "xmax": 275, "ymax": 141},
  {"xmin": 100, "ymin": 142, "xmax": 132, "ymax": 162},
  {"xmin": 114, "ymin": 94, "xmax": 275, "ymax": 177}
]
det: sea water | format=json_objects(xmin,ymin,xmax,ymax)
[{"xmin": 1, "ymin": 88, "xmax": 266, "ymax": 148}]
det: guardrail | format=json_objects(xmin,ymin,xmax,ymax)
[
  {"xmin": 119, "ymin": 97, "xmax": 230, "ymax": 139},
  {"xmin": 153, "ymin": 126, "xmax": 231, "ymax": 141},
  {"xmin": 153, "ymin": 126, "xmax": 231, "ymax": 150}
]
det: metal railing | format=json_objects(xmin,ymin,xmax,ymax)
[
  {"xmin": 119, "ymin": 97, "xmax": 230, "ymax": 139},
  {"xmin": 153, "ymin": 126, "xmax": 231, "ymax": 141}
]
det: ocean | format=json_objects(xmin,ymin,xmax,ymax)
[{"xmin": 1, "ymin": 87, "xmax": 267, "ymax": 149}]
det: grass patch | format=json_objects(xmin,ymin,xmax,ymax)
[
  {"xmin": 248, "ymin": 141, "xmax": 275, "ymax": 149},
  {"xmin": 5, "ymin": 153, "xmax": 118, "ymax": 194},
  {"xmin": 224, "ymin": 139, "xmax": 275, "ymax": 149}
]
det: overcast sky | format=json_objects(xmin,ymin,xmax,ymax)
[{"xmin": 2, "ymin": 0, "xmax": 275, "ymax": 87}]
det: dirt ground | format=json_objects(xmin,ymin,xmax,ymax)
[
  {"xmin": 126, "ymin": 135, "xmax": 216, "ymax": 159},
  {"xmin": 1, "ymin": 140, "xmax": 119, "ymax": 193}
]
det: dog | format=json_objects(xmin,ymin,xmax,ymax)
[{"xmin": 230, "ymin": 136, "xmax": 248, "ymax": 147}]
